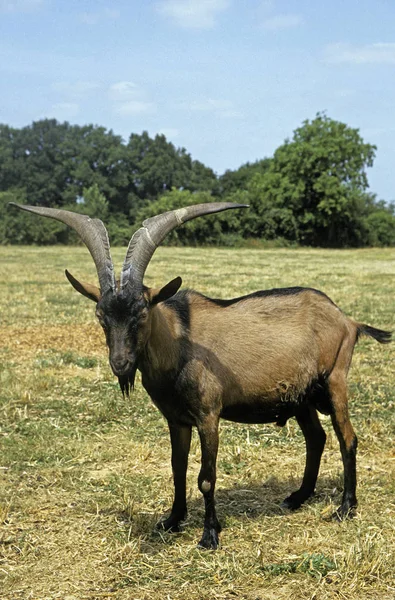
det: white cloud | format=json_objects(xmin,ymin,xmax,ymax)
[
  {"xmin": 110, "ymin": 81, "xmax": 156, "ymax": 116},
  {"xmin": 109, "ymin": 81, "xmax": 139, "ymax": 101},
  {"xmin": 0, "ymin": 0, "xmax": 43, "ymax": 12},
  {"xmin": 156, "ymin": 0, "xmax": 230, "ymax": 29},
  {"xmin": 261, "ymin": 14, "xmax": 303, "ymax": 31},
  {"xmin": 325, "ymin": 42, "xmax": 395, "ymax": 65},
  {"xmin": 115, "ymin": 101, "xmax": 156, "ymax": 116},
  {"xmin": 79, "ymin": 7, "xmax": 120, "ymax": 25}
]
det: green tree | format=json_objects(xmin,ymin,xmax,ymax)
[
  {"xmin": 218, "ymin": 158, "xmax": 271, "ymax": 196},
  {"xmin": 0, "ymin": 120, "xmax": 72, "ymax": 207},
  {"xmin": 252, "ymin": 113, "xmax": 377, "ymax": 246},
  {"xmin": 365, "ymin": 204, "xmax": 395, "ymax": 246},
  {"xmin": 80, "ymin": 183, "xmax": 109, "ymax": 221},
  {"xmin": 135, "ymin": 188, "xmax": 245, "ymax": 246},
  {"xmin": 77, "ymin": 183, "xmax": 132, "ymax": 245},
  {"xmin": 1, "ymin": 190, "xmax": 65, "ymax": 244},
  {"xmin": 126, "ymin": 131, "xmax": 217, "ymax": 220},
  {"xmin": 61, "ymin": 124, "xmax": 130, "ymax": 213},
  {"xmin": 0, "ymin": 120, "xmax": 130, "ymax": 212},
  {"xmin": 241, "ymin": 173, "xmax": 299, "ymax": 241},
  {"xmin": 1, "ymin": 115, "xmax": 392, "ymax": 248}
]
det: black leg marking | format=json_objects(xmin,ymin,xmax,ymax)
[
  {"xmin": 331, "ymin": 421, "xmax": 358, "ymax": 520},
  {"xmin": 329, "ymin": 374, "xmax": 358, "ymax": 519},
  {"xmin": 157, "ymin": 424, "xmax": 192, "ymax": 533},
  {"xmin": 282, "ymin": 406, "xmax": 327, "ymax": 510},
  {"xmin": 197, "ymin": 415, "xmax": 221, "ymax": 549}
]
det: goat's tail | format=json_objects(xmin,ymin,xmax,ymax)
[{"xmin": 357, "ymin": 324, "xmax": 392, "ymax": 344}]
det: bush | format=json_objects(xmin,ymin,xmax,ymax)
[
  {"xmin": 135, "ymin": 189, "xmax": 246, "ymax": 247},
  {"xmin": 107, "ymin": 213, "xmax": 135, "ymax": 246},
  {"xmin": 365, "ymin": 209, "xmax": 395, "ymax": 246},
  {"xmin": 1, "ymin": 190, "xmax": 66, "ymax": 245}
]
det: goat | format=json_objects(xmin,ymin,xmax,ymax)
[{"xmin": 10, "ymin": 201, "xmax": 392, "ymax": 550}]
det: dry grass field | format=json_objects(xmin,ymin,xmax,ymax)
[{"xmin": 0, "ymin": 245, "xmax": 394, "ymax": 600}]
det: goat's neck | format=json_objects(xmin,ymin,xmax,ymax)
[{"xmin": 141, "ymin": 304, "xmax": 182, "ymax": 377}]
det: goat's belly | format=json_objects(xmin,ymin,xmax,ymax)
[{"xmin": 220, "ymin": 400, "xmax": 297, "ymax": 425}]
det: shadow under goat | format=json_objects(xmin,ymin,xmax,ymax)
[{"xmin": 10, "ymin": 201, "xmax": 392, "ymax": 550}]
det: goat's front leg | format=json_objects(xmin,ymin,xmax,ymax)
[
  {"xmin": 157, "ymin": 423, "xmax": 192, "ymax": 532},
  {"xmin": 197, "ymin": 414, "xmax": 221, "ymax": 549}
]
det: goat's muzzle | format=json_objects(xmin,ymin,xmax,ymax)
[
  {"xmin": 110, "ymin": 357, "xmax": 132, "ymax": 376},
  {"xmin": 110, "ymin": 356, "xmax": 138, "ymax": 396}
]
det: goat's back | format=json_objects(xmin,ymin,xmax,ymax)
[{"xmin": 174, "ymin": 288, "xmax": 357, "ymax": 405}]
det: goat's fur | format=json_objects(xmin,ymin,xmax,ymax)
[
  {"xmin": 11, "ymin": 201, "xmax": 391, "ymax": 550},
  {"xmin": 92, "ymin": 281, "xmax": 390, "ymax": 549}
]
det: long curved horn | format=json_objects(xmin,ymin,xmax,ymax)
[
  {"xmin": 120, "ymin": 202, "xmax": 248, "ymax": 288},
  {"xmin": 9, "ymin": 203, "xmax": 116, "ymax": 294}
]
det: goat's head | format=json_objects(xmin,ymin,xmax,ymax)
[
  {"xmin": 9, "ymin": 201, "xmax": 247, "ymax": 393},
  {"xmin": 65, "ymin": 268, "xmax": 182, "ymax": 394}
]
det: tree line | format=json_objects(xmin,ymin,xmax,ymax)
[{"xmin": 1, "ymin": 113, "xmax": 394, "ymax": 247}]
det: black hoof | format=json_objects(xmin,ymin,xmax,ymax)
[
  {"xmin": 156, "ymin": 514, "xmax": 185, "ymax": 533},
  {"xmin": 197, "ymin": 528, "xmax": 219, "ymax": 550},
  {"xmin": 281, "ymin": 492, "xmax": 305, "ymax": 511},
  {"xmin": 331, "ymin": 504, "xmax": 356, "ymax": 521}
]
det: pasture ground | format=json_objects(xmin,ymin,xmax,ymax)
[{"xmin": 0, "ymin": 246, "xmax": 394, "ymax": 600}]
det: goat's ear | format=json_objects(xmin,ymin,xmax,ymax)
[
  {"xmin": 65, "ymin": 269, "xmax": 101, "ymax": 303},
  {"xmin": 149, "ymin": 276, "xmax": 182, "ymax": 305}
]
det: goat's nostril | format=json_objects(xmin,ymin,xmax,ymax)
[{"xmin": 111, "ymin": 358, "xmax": 129, "ymax": 374}]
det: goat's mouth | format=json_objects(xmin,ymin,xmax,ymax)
[
  {"xmin": 117, "ymin": 365, "xmax": 137, "ymax": 397},
  {"xmin": 110, "ymin": 356, "xmax": 136, "ymax": 378}
]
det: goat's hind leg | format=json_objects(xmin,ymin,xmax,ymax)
[
  {"xmin": 329, "ymin": 372, "xmax": 358, "ymax": 520},
  {"xmin": 157, "ymin": 423, "xmax": 192, "ymax": 532},
  {"xmin": 282, "ymin": 406, "xmax": 326, "ymax": 510}
]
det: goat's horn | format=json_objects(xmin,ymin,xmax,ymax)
[
  {"xmin": 120, "ymin": 202, "xmax": 248, "ymax": 287},
  {"xmin": 8, "ymin": 203, "xmax": 116, "ymax": 295}
]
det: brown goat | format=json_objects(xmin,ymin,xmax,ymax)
[{"xmin": 10, "ymin": 201, "xmax": 392, "ymax": 549}]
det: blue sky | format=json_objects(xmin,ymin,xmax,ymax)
[{"xmin": 1, "ymin": 0, "xmax": 394, "ymax": 201}]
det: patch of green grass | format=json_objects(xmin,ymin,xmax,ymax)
[
  {"xmin": 262, "ymin": 552, "xmax": 336, "ymax": 578},
  {"xmin": 34, "ymin": 349, "xmax": 99, "ymax": 369}
]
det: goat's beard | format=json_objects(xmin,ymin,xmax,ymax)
[{"xmin": 118, "ymin": 365, "xmax": 137, "ymax": 397}]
